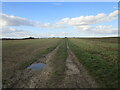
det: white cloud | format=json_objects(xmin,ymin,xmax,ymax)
[
  {"xmin": 57, "ymin": 10, "xmax": 119, "ymax": 35},
  {"xmin": 76, "ymin": 25, "xmax": 118, "ymax": 34},
  {"xmin": 0, "ymin": 13, "xmax": 65, "ymax": 29},
  {"xmin": 57, "ymin": 10, "xmax": 119, "ymax": 26},
  {"xmin": 0, "ymin": 14, "xmax": 34, "ymax": 27},
  {"xmin": 36, "ymin": 22, "xmax": 65, "ymax": 29},
  {"xmin": 113, "ymin": 7, "xmax": 120, "ymax": 9},
  {"xmin": 1, "ymin": 27, "xmax": 68, "ymax": 38},
  {"xmin": 0, "ymin": 10, "xmax": 119, "ymax": 38},
  {"xmin": 93, "ymin": 25, "xmax": 118, "ymax": 34},
  {"xmin": 109, "ymin": 10, "xmax": 119, "ymax": 17},
  {"xmin": 76, "ymin": 25, "xmax": 92, "ymax": 31},
  {"xmin": 1, "ymin": 27, "xmax": 31, "ymax": 38}
]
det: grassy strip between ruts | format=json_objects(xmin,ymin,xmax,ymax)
[
  {"xmin": 68, "ymin": 38, "xmax": 118, "ymax": 88},
  {"xmin": 47, "ymin": 38, "xmax": 67, "ymax": 88}
]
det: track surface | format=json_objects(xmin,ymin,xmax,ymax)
[
  {"xmin": 61, "ymin": 44, "xmax": 98, "ymax": 88},
  {"xmin": 9, "ymin": 41, "xmax": 99, "ymax": 88}
]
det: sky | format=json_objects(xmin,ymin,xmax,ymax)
[{"xmin": 0, "ymin": 2, "xmax": 119, "ymax": 38}]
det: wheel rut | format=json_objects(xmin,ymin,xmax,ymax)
[
  {"xmin": 61, "ymin": 44, "xmax": 99, "ymax": 88},
  {"xmin": 10, "ymin": 41, "xmax": 99, "ymax": 88},
  {"xmin": 13, "ymin": 45, "xmax": 59, "ymax": 88}
]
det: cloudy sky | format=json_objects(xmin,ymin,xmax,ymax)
[{"xmin": 0, "ymin": 2, "xmax": 119, "ymax": 38}]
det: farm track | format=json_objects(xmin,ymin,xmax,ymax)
[
  {"xmin": 6, "ymin": 40, "xmax": 99, "ymax": 88},
  {"xmin": 3, "ymin": 38, "xmax": 118, "ymax": 88},
  {"xmin": 61, "ymin": 44, "xmax": 99, "ymax": 88},
  {"xmin": 13, "ymin": 44, "xmax": 60, "ymax": 88}
]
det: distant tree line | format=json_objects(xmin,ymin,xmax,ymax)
[{"xmin": 1, "ymin": 37, "xmax": 35, "ymax": 40}]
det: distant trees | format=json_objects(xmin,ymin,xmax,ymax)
[
  {"xmin": 25, "ymin": 37, "xmax": 35, "ymax": 39},
  {"xmin": 2, "ymin": 37, "xmax": 35, "ymax": 40}
]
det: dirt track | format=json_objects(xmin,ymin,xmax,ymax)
[
  {"xmin": 61, "ymin": 44, "xmax": 99, "ymax": 88},
  {"xmin": 13, "ymin": 45, "xmax": 60, "ymax": 88},
  {"xmin": 6, "ymin": 42, "xmax": 99, "ymax": 88}
]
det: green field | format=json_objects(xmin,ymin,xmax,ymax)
[
  {"xmin": 68, "ymin": 38, "xmax": 119, "ymax": 88},
  {"xmin": 2, "ymin": 37, "xmax": 119, "ymax": 88}
]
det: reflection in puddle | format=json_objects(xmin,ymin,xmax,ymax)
[{"xmin": 27, "ymin": 63, "xmax": 46, "ymax": 71}]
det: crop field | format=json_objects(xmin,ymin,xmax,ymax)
[{"xmin": 2, "ymin": 37, "xmax": 119, "ymax": 88}]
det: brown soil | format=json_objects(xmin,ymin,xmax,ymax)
[
  {"xmin": 13, "ymin": 45, "xmax": 59, "ymax": 88},
  {"xmin": 61, "ymin": 45, "xmax": 99, "ymax": 88},
  {"xmin": 4, "ymin": 43, "xmax": 99, "ymax": 88}
]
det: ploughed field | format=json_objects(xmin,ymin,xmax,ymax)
[{"xmin": 2, "ymin": 37, "xmax": 119, "ymax": 88}]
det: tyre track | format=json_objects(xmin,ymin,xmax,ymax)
[
  {"xmin": 61, "ymin": 43, "xmax": 99, "ymax": 88},
  {"xmin": 9, "ymin": 40, "xmax": 99, "ymax": 88},
  {"xmin": 13, "ymin": 45, "xmax": 60, "ymax": 88}
]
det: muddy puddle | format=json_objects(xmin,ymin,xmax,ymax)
[{"xmin": 27, "ymin": 63, "xmax": 46, "ymax": 71}]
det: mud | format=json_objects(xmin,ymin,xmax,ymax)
[
  {"xmin": 3, "ymin": 43, "xmax": 99, "ymax": 88},
  {"xmin": 13, "ymin": 45, "xmax": 60, "ymax": 88},
  {"xmin": 61, "ymin": 44, "xmax": 99, "ymax": 88}
]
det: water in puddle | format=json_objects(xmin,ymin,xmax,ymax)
[{"xmin": 27, "ymin": 63, "xmax": 46, "ymax": 71}]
